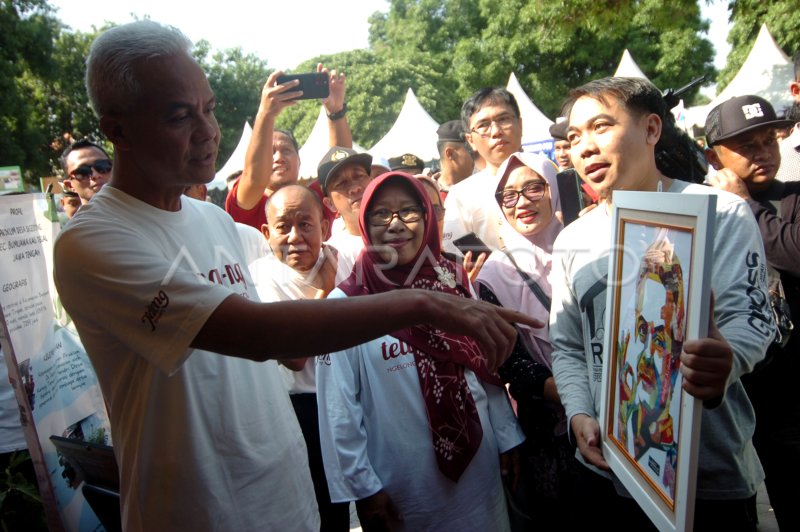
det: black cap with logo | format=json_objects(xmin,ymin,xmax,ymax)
[
  {"xmin": 705, "ymin": 95, "xmax": 793, "ymax": 146},
  {"xmin": 317, "ymin": 147, "xmax": 372, "ymax": 194}
]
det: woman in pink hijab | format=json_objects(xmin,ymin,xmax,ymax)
[{"xmin": 475, "ymin": 152, "xmax": 579, "ymax": 529}]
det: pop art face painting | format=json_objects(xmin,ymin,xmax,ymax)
[{"xmin": 612, "ymin": 226, "xmax": 690, "ymax": 504}]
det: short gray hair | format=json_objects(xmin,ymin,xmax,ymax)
[{"xmin": 86, "ymin": 20, "xmax": 192, "ymax": 116}]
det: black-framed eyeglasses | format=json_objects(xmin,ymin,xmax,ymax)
[
  {"xmin": 68, "ymin": 159, "xmax": 112, "ymax": 181},
  {"xmin": 496, "ymin": 180, "xmax": 547, "ymax": 208},
  {"xmin": 367, "ymin": 206, "xmax": 424, "ymax": 226},
  {"xmin": 470, "ymin": 114, "xmax": 517, "ymax": 138}
]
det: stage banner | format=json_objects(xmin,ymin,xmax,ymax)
[{"xmin": 0, "ymin": 193, "xmax": 111, "ymax": 532}]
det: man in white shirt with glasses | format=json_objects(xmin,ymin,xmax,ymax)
[{"xmin": 442, "ymin": 87, "xmax": 523, "ymax": 255}]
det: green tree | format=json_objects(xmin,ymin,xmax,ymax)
[
  {"xmin": 193, "ymin": 42, "xmax": 272, "ymax": 166},
  {"xmin": 0, "ymin": 0, "xmax": 61, "ymax": 183},
  {"xmin": 368, "ymin": 0, "xmax": 715, "ymax": 120},
  {"xmin": 44, "ymin": 27, "xmax": 104, "ymax": 170},
  {"xmin": 368, "ymin": 0, "xmax": 483, "ymax": 60},
  {"xmin": 451, "ymin": 0, "xmax": 715, "ymax": 117},
  {"xmin": 717, "ymin": 0, "xmax": 800, "ymax": 92}
]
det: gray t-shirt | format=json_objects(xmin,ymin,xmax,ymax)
[{"xmin": 549, "ymin": 181, "xmax": 773, "ymax": 499}]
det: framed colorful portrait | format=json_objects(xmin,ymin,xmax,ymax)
[{"xmin": 599, "ymin": 191, "xmax": 716, "ymax": 532}]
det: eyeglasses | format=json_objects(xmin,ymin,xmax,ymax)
[
  {"xmin": 68, "ymin": 159, "xmax": 112, "ymax": 181},
  {"xmin": 367, "ymin": 206, "xmax": 424, "ymax": 226},
  {"xmin": 470, "ymin": 114, "xmax": 517, "ymax": 138},
  {"xmin": 496, "ymin": 180, "xmax": 547, "ymax": 208}
]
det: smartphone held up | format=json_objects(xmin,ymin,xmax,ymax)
[{"xmin": 276, "ymin": 72, "xmax": 330, "ymax": 100}]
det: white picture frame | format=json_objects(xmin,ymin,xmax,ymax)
[{"xmin": 599, "ymin": 191, "xmax": 716, "ymax": 532}]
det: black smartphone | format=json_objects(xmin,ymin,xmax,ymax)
[
  {"xmin": 555, "ymin": 168, "xmax": 585, "ymax": 226},
  {"xmin": 452, "ymin": 232, "xmax": 493, "ymax": 258},
  {"xmin": 275, "ymin": 72, "xmax": 330, "ymax": 100}
]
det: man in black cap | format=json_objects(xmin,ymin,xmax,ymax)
[
  {"xmin": 388, "ymin": 153, "xmax": 425, "ymax": 174},
  {"xmin": 549, "ymin": 119, "xmax": 573, "ymax": 171},
  {"xmin": 317, "ymin": 146, "xmax": 373, "ymax": 274},
  {"xmin": 435, "ymin": 120, "xmax": 474, "ymax": 196},
  {"xmin": 705, "ymin": 94, "xmax": 800, "ymax": 531}
]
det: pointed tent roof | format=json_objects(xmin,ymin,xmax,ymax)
[
  {"xmin": 614, "ymin": 49, "xmax": 650, "ymax": 80},
  {"xmin": 687, "ymin": 24, "xmax": 794, "ymax": 128},
  {"xmin": 298, "ymin": 106, "xmax": 365, "ymax": 178},
  {"xmin": 368, "ymin": 88, "xmax": 440, "ymax": 162},
  {"xmin": 210, "ymin": 121, "xmax": 252, "ymax": 190},
  {"xmin": 506, "ymin": 73, "xmax": 553, "ymax": 145}
]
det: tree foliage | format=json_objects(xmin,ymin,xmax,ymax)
[
  {"xmin": 194, "ymin": 42, "xmax": 271, "ymax": 165},
  {"xmin": 370, "ymin": 0, "xmax": 716, "ymax": 119},
  {"xmin": 717, "ymin": 0, "xmax": 800, "ymax": 92},
  {"xmin": 0, "ymin": 0, "xmax": 61, "ymax": 181},
  {"xmin": 46, "ymin": 28, "xmax": 104, "ymax": 163}
]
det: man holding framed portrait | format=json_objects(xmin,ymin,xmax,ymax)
[{"xmin": 550, "ymin": 77, "xmax": 774, "ymax": 531}]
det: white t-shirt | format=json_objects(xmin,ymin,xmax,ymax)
[
  {"xmin": 325, "ymin": 230, "xmax": 364, "ymax": 284},
  {"xmin": 53, "ymin": 187, "xmax": 319, "ymax": 531},
  {"xmin": 250, "ymin": 253, "xmax": 322, "ymax": 394},
  {"xmin": 441, "ymin": 168, "xmax": 503, "ymax": 255},
  {"xmin": 235, "ymin": 222, "xmax": 270, "ymax": 266},
  {"xmin": 316, "ymin": 290, "xmax": 524, "ymax": 531}
]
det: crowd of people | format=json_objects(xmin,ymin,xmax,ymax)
[{"xmin": 48, "ymin": 18, "xmax": 800, "ymax": 532}]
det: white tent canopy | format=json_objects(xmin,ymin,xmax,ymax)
[
  {"xmin": 298, "ymin": 106, "xmax": 365, "ymax": 178},
  {"xmin": 686, "ymin": 24, "xmax": 794, "ymax": 129},
  {"xmin": 210, "ymin": 121, "xmax": 252, "ymax": 190},
  {"xmin": 505, "ymin": 73, "xmax": 553, "ymax": 145},
  {"xmin": 614, "ymin": 49, "xmax": 650, "ymax": 80},
  {"xmin": 368, "ymin": 88, "xmax": 440, "ymax": 162}
]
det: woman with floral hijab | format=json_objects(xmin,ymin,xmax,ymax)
[{"xmin": 316, "ymin": 172, "xmax": 525, "ymax": 531}]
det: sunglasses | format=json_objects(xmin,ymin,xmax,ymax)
[{"xmin": 68, "ymin": 159, "xmax": 113, "ymax": 181}]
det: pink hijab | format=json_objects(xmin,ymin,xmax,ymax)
[
  {"xmin": 475, "ymin": 152, "xmax": 563, "ymax": 369},
  {"xmin": 339, "ymin": 171, "xmax": 497, "ymax": 482}
]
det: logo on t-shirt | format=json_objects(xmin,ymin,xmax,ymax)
[
  {"xmin": 141, "ymin": 290, "xmax": 169, "ymax": 332},
  {"xmin": 745, "ymin": 251, "xmax": 772, "ymax": 336}
]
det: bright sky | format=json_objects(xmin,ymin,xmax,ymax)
[
  {"xmin": 49, "ymin": 0, "xmax": 731, "ymax": 85},
  {"xmin": 49, "ymin": 0, "xmax": 388, "ymax": 70}
]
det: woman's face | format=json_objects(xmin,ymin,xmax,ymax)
[
  {"xmin": 499, "ymin": 165, "xmax": 553, "ymax": 238},
  {"xmin": 367, "ymin": 181, "xmax": 426, "ymax": 266}
]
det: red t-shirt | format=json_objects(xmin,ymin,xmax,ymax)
[
  {"xmin": 225, "ymin": 178, "xmax": 269, "ymax": 230},
  {"xmin": 225, "ymin": 178, "xmax": 336, "ymax": 240}
]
